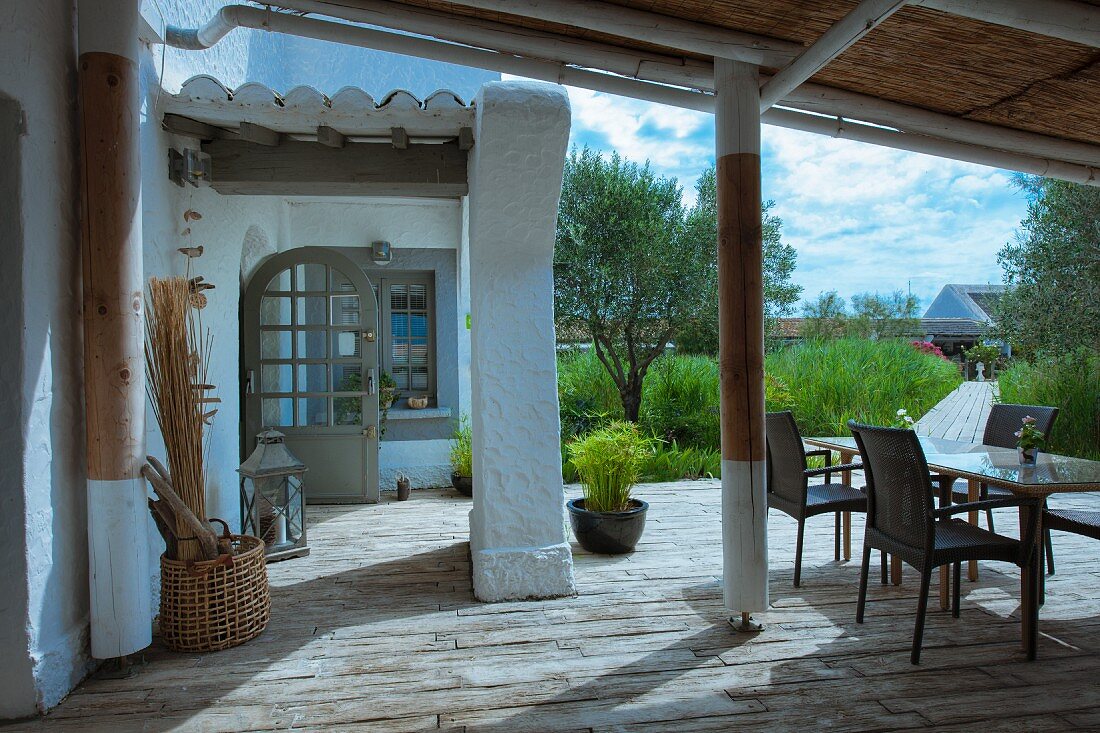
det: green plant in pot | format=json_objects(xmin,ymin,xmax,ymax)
[
  {"xmin": 450, "ymin": 415, "xmax": 473, "ymax": 497},
  {"xmin": 566, "ymin": 421, "xmax": 651, "ymax": 554}
]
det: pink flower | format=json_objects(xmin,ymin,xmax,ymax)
[{"xmin": 1022, "ymin": 416, "xmax": 1036, "ymax": 424}]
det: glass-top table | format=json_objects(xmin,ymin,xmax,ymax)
[
  {"xmin": 804, "ymin": 434, "xmax": 1100, "ymax": 660},
  {"xmin": 804, "ymin": 435, "xmax": 1100, "ymax": 496}
]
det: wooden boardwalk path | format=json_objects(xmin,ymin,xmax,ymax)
[
  {"xmin": 10, "ymin": 479, "xmax": 1100, "ymax": 732},
  {"xmin": 913, "ymin": 380, "xmax": 997, "ymax": 443}
]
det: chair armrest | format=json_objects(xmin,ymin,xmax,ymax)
[
  {"xmin": 805, "ymin": 462, "xmax": 862, "ymax": 478},
  {"xmin": 931, "ymin": 497, "xmax": 1038, "ymax": 519}
]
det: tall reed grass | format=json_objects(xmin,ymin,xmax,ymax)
[
  {"xmin": 765, "ymin": 338, "xmax": 962, "ymax": 436},
  {"xmin": 145, "ymin": 276, "xmax": 213, "ymax": 561},
  {"xmin": 998, "ymin": 350, "xmax": 1100, "ymax": 460},
  {"xmin": 569, "ymin": 421, "xmax": 650, "ymax": 512}
]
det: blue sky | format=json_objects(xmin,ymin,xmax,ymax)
[{"xmin": 559, "ymin": 84, "xmax": 1030, "ymax": 311}]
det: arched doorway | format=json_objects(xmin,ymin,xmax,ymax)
[{"xmin": 242, "ymin": 247, "xmax": 380, "ymax": 503}]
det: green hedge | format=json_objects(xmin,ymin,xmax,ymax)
[
  {"xmin": 765, "ymin": 338, "xmax": 962, "ymax": 436},
  {"xmin": 559, "ymin": 338, "xmax": 962, "ymax": 457},
  {"xmin": 998, "ymin": 350, "xmax": 1100, "ymax": 460}
]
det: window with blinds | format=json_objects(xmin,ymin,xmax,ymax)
[{"xmin": 378, "ymin": 276, "xmax": 435, "ymax": 397}]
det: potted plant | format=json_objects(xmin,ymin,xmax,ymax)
[
  {"xmin": 450, "ymin": 415, "xmax": 473, "ymax": 497},
  {"xmin": 566, "ymin": 421, "xmax": 651, "ymax": 554},
  {"xmin": 1015, "ymin": 415, "xmax": 1045, "ymax": 465}
]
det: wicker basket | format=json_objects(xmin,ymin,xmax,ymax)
[{"xmin": 159, "ymin": 524, "xmax": 271, "ymax": 653}]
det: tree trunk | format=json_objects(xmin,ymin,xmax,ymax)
[{"xmin": 621, "ymin": 383, "xmax": 642, "ymax": 422}]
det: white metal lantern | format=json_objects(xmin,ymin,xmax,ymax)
[{"xmin": 239, "ymin": 429, "xmax": 310, "ymax": 561}]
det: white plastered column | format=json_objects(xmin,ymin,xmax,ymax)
[
  {"xmin": 715, "ymin": 59, "xmax": 769, "ymax": 618},
  {"xmin": 466, "ymin": 81, "xmax": 576, "ymax": 602}
]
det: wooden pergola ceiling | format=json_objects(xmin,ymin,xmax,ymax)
[{"xmin": 395, "ymin": 0, "xmax": 1100, "ymax": 147}]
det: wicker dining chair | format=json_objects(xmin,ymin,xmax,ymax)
[
  {"xmin": 1043, "ymin": 508, "xmax": 1100, "ymax": 579},
  {"xmin": 948, "ymin": 404, "xmax": 1059, "ymax": 525},
  {"xmin": 849, "ymin": 420, "xmax": 1041, "ymax": 665},
  {"xmin": 946, "ymin": 404, "xmax": 1058, "ymax": 572},
  {"xmin": 765, "ymin": 411, "xmax": 866, "ymax": 587}
]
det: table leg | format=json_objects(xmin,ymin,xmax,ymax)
[
  {"xmin": 1020, "ymin": 503, "xmax": 1040, "ymax": 660},
  {"xmin": 935, "ymin": 475, "xmax": 952, "ymax": 611},
  {"xmin": 968, "ymin": 478, "xmax": 980, "ymax": 582},
  {"xmin": 891, "ymin": 555, "xmax": 902, "ymax": 585},
  {"xmin": 841, "ymin": 451, "xmax": 854, "ymax": 562}
]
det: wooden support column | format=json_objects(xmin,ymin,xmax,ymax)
[
  {"xmin": 716, "ymin": 58, "xmax": 768, "ymax": 624},
  {"xmin": 78, "ymin": 0, "xmax": 151, "ymax": 660}
]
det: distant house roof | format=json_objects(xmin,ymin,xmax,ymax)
[
  {"xmin": 774, "ymin": 316, "xmax": 986, "ymax": 341},
  {"xmin": 919, "ymin": 318, "xmax": 989, "ymax": 338},
  {"xmin": 923, "ymin": 284, "xmax": 1006, "ymax": 323}
]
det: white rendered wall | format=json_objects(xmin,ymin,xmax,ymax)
[
  {"xmin": 0, "ymin": 1, "xmax": 91, "ymax": 717},
  {"xmin": 466, "ymin": 82, "xmax": 575, "ymax": 602}
]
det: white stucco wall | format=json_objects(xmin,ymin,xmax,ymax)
[
  {"xmin": 1, "ymin": 0, "xmax": 491, "ymax": 717},
  {"xmin": 0, "ymin": 1, "xmax": 91, "ymax": 717},
  {"xmin": 466, "ymin": 82, "xmax": 575, "ymax": 602}
]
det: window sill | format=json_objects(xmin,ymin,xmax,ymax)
[{"xmin": 386, "ymin": 406, "xmax": 453, "ymax": 421}]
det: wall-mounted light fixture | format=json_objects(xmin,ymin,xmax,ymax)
[{"xmin": 371, "ymin": 240, "xmax": 392, "ymax": 264}]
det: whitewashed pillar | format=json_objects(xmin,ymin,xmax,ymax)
[
  {"xmin": 78, "ymin": 0, "xmax": 151, "ymax": 658},
  {"xmin": 466, "ymin": 81, "xmax": 576, "ymax": 602},
  {"xmin": 715, "ymin": 59, "xmax": 769, "ymax": 622}
]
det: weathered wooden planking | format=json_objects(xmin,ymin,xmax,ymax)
[{"xmin": 12, "ymin": 482, "xmax": 1100, "ymax": 733}]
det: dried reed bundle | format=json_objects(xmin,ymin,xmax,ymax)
[{"xmin": 145, "ymin": 276, "xmax": 214, "ymax": 561}]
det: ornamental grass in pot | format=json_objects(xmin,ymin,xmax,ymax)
[
  {"xmin": 566, "ymin": 421, "xmax": 651, "ymax": 555},
  {"xmin": 450, "ymin": 415, "xmax": 473, "ymax": 497}
]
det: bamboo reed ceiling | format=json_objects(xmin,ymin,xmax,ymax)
[{"xmin": 375, "ymin": 0, "xmax": 1100, "ymax": 147}]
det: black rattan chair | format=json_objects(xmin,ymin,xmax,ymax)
[
  {"xmin": 945, "ymin": 404, "xmax": 1058, "ymax": 574},
  {"xmin": 849, "ymin": 420, "xmax": 1041, "ymax": 664},
  {"xmin": 949, "ymin": 404, "xmax": 1059, "ymax": 527},
  {"xmin": 1043, "ymin": 508, "xmax": 1100, "ymax": 578},
  {"xmin": 766, "ymin": 411, "xmax": 866, "ymax": 587}
]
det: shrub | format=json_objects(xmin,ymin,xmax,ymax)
[
  {"xmin": 766, "ymin": 338, "xmax": 962, "ymax": 436},
  {"xmin": 998, "ymin": 350, "xmax": 1100, "ymax": 460},
  {"xmin": 556, "ymin": 348, "xmax": 622, "ymax": 439},
  {"xmin": 911, "ymin": 340, "xmax": 948, "ymax": 360},
  {"xmin": 569, "ymin": 421, "xmax": 652, "ymax": 512},
  {"xmin": 639, "ymin": 354, "xmax": 720, "ymax": 450},
  {"xmin": 640, "ymin": 441, "xmax": 721, "ymax": 482},
  {"xmin": 449, "ymin": 415, "xmax": 473, "ymax": 477}
]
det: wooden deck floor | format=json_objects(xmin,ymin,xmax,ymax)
[
  {"xmin": 913, "ymin": 381, "xmax": 997, "ymax": 443},
  {"xmin": 10, "ymin": 480, "xmax": 1100, "ymax": 732}
]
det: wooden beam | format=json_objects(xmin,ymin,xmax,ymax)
[
  {"xmin": 273, "ymin": 0, "xmax": 803, "ymax": 68},
  {"xmin": 760, "ymin": 0, "xmax": 907, "ymax": 111},
  {"xmin": 911, "ymin": 0, "xmax": 1100, "ymax": 48},
  {"xmin": 162, "ymin": 112, "xmax": 224, "ymax": 140},
  {"xmin": 458, "ymin": 127, "xmax": 474, "ymax": 151},
  {"xmin": 715, "ymin": 59, "xmax": 768, "ymax": 619},
  {"xmin": 316, "ymin": 125, "xmax": 345, "ymax": 148},
  {"xmin": 391, "ymin": 126, "xmax": 409, "ymax": 150},
  {"xmin": 203, "ymin": 138, "xmax": 468, "ymax": 196},
  {"xmin": 238, "ymin": 121, "xmax": 281, "ymax": 146}
]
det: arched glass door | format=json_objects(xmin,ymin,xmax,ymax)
[{"xmin": 242, "ymin": 247, "xmax": 380, "ymax": 503}]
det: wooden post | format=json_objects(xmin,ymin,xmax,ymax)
[
  {"xmin": 79, "ymin": 0, "xmax": 151, "ymax": 659},
  {"xmin": 716, "ymin": 58, "xmax": 768, "ymax": 625}
]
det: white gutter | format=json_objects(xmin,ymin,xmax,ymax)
[{"xmin": 162, "ymin": 5, "xmax": 1099, "ymax": 186}]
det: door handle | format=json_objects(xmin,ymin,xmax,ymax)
[
  {"xmin": 245, "ymin": 369, "xmax": 255, "ymax": 395},
  {"xmin": 366, "ymin": 368, "xmax": 376, "ymax": 395}
]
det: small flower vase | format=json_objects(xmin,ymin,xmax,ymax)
[{"xmin": 1018, "ymin": 447, "xmax": 1038, "ymax": 465}]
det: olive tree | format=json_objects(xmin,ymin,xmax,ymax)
[{"xmin": 554, "ymin": 148, "xmax": 707, "ymax": 421}]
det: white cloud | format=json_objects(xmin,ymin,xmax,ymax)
[{"xmin": 546, "ymin": 82, "xmax": 1028, "ymax": 309}]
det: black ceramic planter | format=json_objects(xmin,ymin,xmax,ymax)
[
  {"xmin": 566, "ymin": 498, "xmax": 648, "ymax": 555},
  {"xmin": 452, "ymin": 473, "xmax": 473, "ymax": 497}
]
